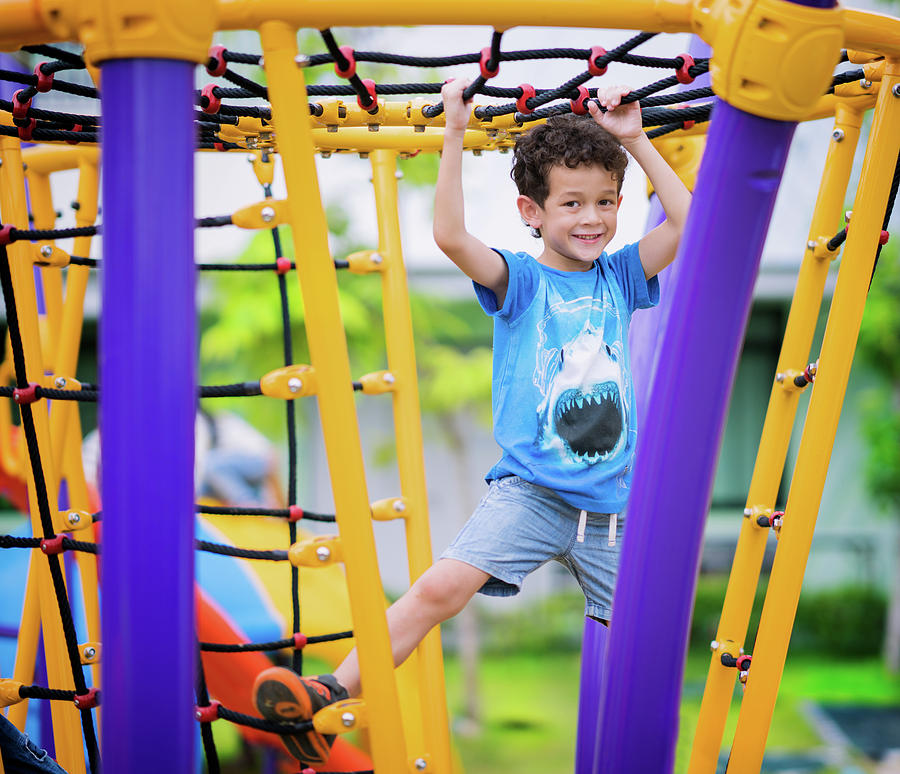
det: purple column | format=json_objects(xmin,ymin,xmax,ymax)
[
  {"xmin": 592, "ymin": 102, "xmax": 796, "ymax": 773},
  {"xmin": 575, "ymin": 620, "xmax": 608, "ymax": 772},
  {"xmin": 100, "ymin": 59, "xmax": 196, "ymax": 772}
]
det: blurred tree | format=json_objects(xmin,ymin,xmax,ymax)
[{"xmin": 856, "ymin": 239, "xmax": 900, "ymax": 671}]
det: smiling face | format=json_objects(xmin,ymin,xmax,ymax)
[{"xmin": 518, "ymin": 164, "xmax": 621, "ymax": 272}]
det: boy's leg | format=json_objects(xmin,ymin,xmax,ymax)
[{"xmin": 253, "ymin": 558, "xmax": 488, "ymax": 764}]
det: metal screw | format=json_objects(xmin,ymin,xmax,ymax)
[
  {"xmin": 844, "ymin": 210, "xmax": 853, "ymax": 223},
  {"xmin": 367, "ymin": 124, "xmax": 380, "ymax": 132},
  {"xmin": 893, "ymin": 84, "xmax": 900, "ymax": 98},
  {"xmin": 395, "ymin": 170, "xmax": 404, "ymax": 180},
  {"xmin": 316, "ymin": 546, "xmax": 331, "ymax": 562},
  {"xmin": 83, "ymin": 646, "xmax": 96, "ymax": 660},
  {"xmin": 69, "ymin": 511, "xmax": 81, "ymax": 524},
  {"xmin": 393, "ymin": 500, "xmax": 406, "ymax": 512},
  {"xmin": 860, "ymin": 78, "xmax": 872, "ymax": 89},
  {"xmin": 743, "ymin": 508, "xmax": 752, "ymax": 517},
  {"xmin": 288, "ymin": 377, "xmax": 303, "ymax": 393},
  {"xmin": 54, "ymin": 376, "xmax": 67, "ymax": 388},
  {"xmin": 294, "ymin": 54, "xmax": 310, "ymax": 67},
  {"xmin": 40, "ymin": 245, "xmax": 52, "ymax": 258},
  {"xmin": 327, "ymin": 125, "xmax": 338, "ymax": 133},
  {"xmin": 831, "ymin": 128, "xmax": 844, "ymax": 142},
  {"xmin": 371, "ymin": 253, "xmax": 383, "ymax": 264},
  {"xmin": 383, "ymin": 372, "xmax": 395, "ymax": 384},
  {"xmin": 415, "ymin": 760, "xmax": 428, "ymax": 771},
  {"xmin": 341, "ymin": 712, "xmax": 355, "ymax": 727},
  {"xmin": 246, "ymin": 136, "xmax": 259, "ymax": 149},
  {"xmin": 261, "ymin": 206, "xmax": 276, "ymax": 223},
  {"xmin": 806, "ymin": 240, "xmax": 816, "ymax": 250},
  {"xmin": 258, "ymin": 57, "xmax": 265, "ymax": 68},
  {"xmin": 775, "ymin": 373, "xmax": 785, "ymax": 382},
  {"xmin": 710, "ymin": 640, "xmax": 719, "ymax": 651},
  {"xmin": 321, "ymin": 151, "xmax": 332, "ymax": 158},
  {"xmin": 414, "ymin": 125, "xmax": 426, "ymax": 133}
]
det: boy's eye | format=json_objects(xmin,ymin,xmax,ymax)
[
  {"xmin": 564, "ymin": 201, "xmax": 579, "ymax": 208},
  {"xmin": 599, "ymin": 199, "xmax": 613, "ymax": 206}
]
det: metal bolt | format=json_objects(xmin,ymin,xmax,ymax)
[
  {"xmin": 260, "ymin": 206, "xmax": 276, "ymax": 223},
  {"xmin": 844, "ymin": 210, "xmax": 853, "ymax": 223},
  {"xmin": 806, "ymin": 240, "xmax": 816, "ymax": 250},
  {"xmin": 395, "ymin": 170, "xmax": 404, "ymax": 180},
  {"xmin": 83, "ymin": 646, "xmax": 96, "ymax": 659},
  {"xmin": 860, "ymin": 79, "xmax": 872, "ymax": 89},
  {"xmin": 321, "ymin": 151, "xmax": 332, "ymax": 159},
  {"xmin": 54, "ymin": 377, "xmax": 67, "ymax": 388},
  {"xmin": 472, "ymin": 149, "xmax": 482, "ymax": 157},
  {"xmin": 393, "ymin": 499, "xmax": 406, "ymax": 512},
  {"xmin": 294, "ymin": 54, "xmax": 310, "ymax": 67},
  {"xmin": 414, "ymin": 125, "xmax": 426, "ymax": 133},
  {"xmin": 359, "ymin": 152, "xmax": 370, "ymax": 159},
  {"xmin": 316, "ymin": 546, "xmax": 331, "ymax": 562},
  {"xmin": 69, "ymin": 511, "xmax": 81, "ymax": 524},
  {"xmin": 383, "ymin": 372, "xmax": 395, "ymax": 384},
  {"xmin": 367, "ymin": 124, "xmax": 380, "ymax": 132},
  {"xmin": 288, "ymin": 377, "xmax": 303, "ymax": 393},
  {"xmin": 710, "ymin": 640, "xmax": 719, "ymax": 651},
  {"xmin": 743, "ymin": 508, "xmax": 752, "ymax": 517},
  {"xmin": 327, "ymin": 124, "xmax": 338, "ymax": 133},
  {"xmin": 246, "ymin": 136, "xmax": 259, "ymax": 149},
  {"xmin": 831, "ymin": 128, "xmax": 844, "ymax": 142},
  {"xmin": 258, "ymin": 57, "xmax": 265, "ymax": 68},
  {"xmin": 371, "ymin": 253, "xmax": 383, "ymax": 264},
  {"xmin": 415, "ymin": 760, "xmax": 428, "ymax": 771},
  {"xmin": 775, "ymin": 373, "xmax": 785, "ymax": 382},
  {"xmin": 40, "ymin": 245, "xmax": 52, "ymax": 258},
  {"xmin": 893, "ymin": 84, "xmax": 900, "ymax": 98},
  {"xmin": 341, "ymin": 711, "xmax": 355, "ymax": 727}
]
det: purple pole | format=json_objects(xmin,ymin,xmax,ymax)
[
  {"xmin": 100, "ymin": 59, "xmax": 196, "ymax": 772},
  {"xmin": 575, "ymin": 620, "xmax": 609, "ymax": 772},
  {"xmin": 592, "ymin": 102, "xmax": 796, "ymax": 773}
]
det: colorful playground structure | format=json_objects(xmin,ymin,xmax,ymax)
[{"xmin": 0, "ymin": 1, "xmax": 898, "ymax": 773}]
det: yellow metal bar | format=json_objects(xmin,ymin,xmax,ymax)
[
  {"xmin": 370, "ymin": 150, "xmax": 453, "ymax": 774},
  {"xmin": 727, "ymin": 59, "xmax": 900, "ymax": 774},
  {"xmin": 843, "ymin": 8, "xmax": 900, "ymax": 59},
  {"xmin": 687, "ymin": 97, "xmax": 864, "ymax": 774},
  {"xmin": 7, "ymin": 555, "xmax": 40, "ymax": 730},
  {"xmin": 259, "ymin": 20, "xmax": 409, "ymax": 772},
  {"xmin": 0, "ymin": 125, "xmax": 84, "ymax": 774}
]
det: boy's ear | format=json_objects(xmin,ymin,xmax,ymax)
[{"xmin": 516, "ymin": 194, "xmax": 542, "ymax": 230}]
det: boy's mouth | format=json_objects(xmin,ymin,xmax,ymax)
[{"xmin": 572, "ymin": 233, "xmax": 602, "ymax": 243}]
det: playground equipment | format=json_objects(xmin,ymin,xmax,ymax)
[{"xmin": 0, "ymin": 1, "xmax": 898, "ymax": 773}]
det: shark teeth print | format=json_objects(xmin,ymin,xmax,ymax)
[{"xmin": 553, "ymin": 382, "xmax": 624, "ymax": 462}]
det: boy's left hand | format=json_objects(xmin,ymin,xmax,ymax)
[{"xmin": 588, "ymin": 85, "xmax": 643, "ymax": 146}]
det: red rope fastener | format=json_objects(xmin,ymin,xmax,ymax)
[
  {"xmin": 207, "ymin": 45, "xmax": 227, "ymax": 77},
  {"xmin": 334, "ymin": 46, "xmax": 357, "ymax": 79},
  {"xmin": 74, "ymin": 688, "xmax": 99, "ymax": 710},
  {"xmin": 0, "ymin": 225, "xmax": 13, "ymax": 246},
  {"xmin": 480, "ymin": 47, "xmax": 500, "ymax": 80},
  {"xmin": 195, "ymin": 701, "xmax": 220, "ymax": 723},
  {"xmin": 275, "ymin": 257, "xmax": 291, "ymax": 275},
  {"xmin": 736, "ymin": 655, "xmax": 752, "ymax": 671},
  {"xmin": 40, "ymin": 535, "xmax": 65, "ymax": 555},
  {"xmin": 17, "ymin": 119, "xmax": 36, "ymax": 142},
  {"xmin": 13, "ymin": 383, "xmax": 39, "ymax": 405},
  {"xmin": 11, "ymin": 90, "xmax": 31, "ymax": 120},
  {"xmin": 288, "ymin": 505, "xmax": 303, "ymax": 523},
  {"xmin": 570, "ymin": 85, "xmax": 590, "ymax": 115},
  {"xmin": 676, "ymin": 54, "xmax": 696, "ymax": 84},
  {"xmin": 213, "ymin": 141, "xmax": 225, "ymax": 152},
  {"xmin": 292, "ymin": 632, "xmax": 308, "ymax": 650},
  {"xmin": 201, "ymin": 83, "xmax": 221, "ymax": 115},
  {"xmin": 516, "ymin": 84, "xmax": 536, "ymax": 115},
  {"xmin": 33, "ymin": 63, "xmax": 55, "ymax": 92},
  {"xmin": 357, "ymin": 79, "xmax": 377, "ymax": 111},
  {"xmin": 880, "ymin": 230, "xmax": 890, "ymax": 246},
  {"xmin": 588, "ymin": 46, "xmax": 608, "ymax": 77},
  {"xmin": 65, "ymin": 124, "xmax": 83, "ymax": 146}
]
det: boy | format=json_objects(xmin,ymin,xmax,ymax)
[{"xmin": 252, "ymin": 79, "xmax": 692, "ymax": 765}]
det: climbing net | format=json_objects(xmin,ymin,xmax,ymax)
[{"xmin": 0, "ymin": 24, "xmax": 892, "ymax": 774}]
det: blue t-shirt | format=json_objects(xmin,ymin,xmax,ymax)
[{"xmin": 474, "ymin": 242, "xmax": 659, "ymax": 513}]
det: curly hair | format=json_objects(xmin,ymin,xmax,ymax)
[{"xmin": 510, "ymin": 114, "xmax": 628, "ymax": 208}]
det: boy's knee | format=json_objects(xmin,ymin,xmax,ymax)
[{"xmin": 411, "ymin": 563, "xmax": 477, "ymax": 619}]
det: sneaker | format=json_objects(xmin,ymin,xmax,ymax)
[{"xmin": 252, "ymin": 667, "xmax": 348, "ymax": 764}]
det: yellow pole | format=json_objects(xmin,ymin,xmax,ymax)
[
  {"xmin": 370, "ymin": 150, "xmax": 454, "ymax": 774},
  {"xmin": 7, "ymin": 556, "xmax": 41, "ymax": 730},
  {"xmin": 0, "ymin": 129, "xmax": 84, "ymax": 773},
  {"xmin": 687, "ymin": 99, "xmax": 864, "ymax": 774},
  {"xmin": 727, "ymin": 62, "xmax": 900, "ymax": 774},
  {"xmin": 259, "ymin": 21, "xmax": 409, "ymax": 772}
]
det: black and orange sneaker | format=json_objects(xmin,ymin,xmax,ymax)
[{"xmin": 252, "ymin": 667, "xmax": 348, "ymax": 764}]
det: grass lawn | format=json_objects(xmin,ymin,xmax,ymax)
[{"xmin": 443, "ymin": 650, "xmax": 900, "ymax": 774}]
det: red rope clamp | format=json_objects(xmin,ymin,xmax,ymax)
[
  {"xmin": 213, "ymin": 141, "xmax": 225, "ymax": 152},
  {"xmin": 480, "ymin": 47, "xmax": 500, "ymax": 80},
  {"xmin": 195, "ymin": 701, "xmax": 220, "ymax": 723},
  {"xmin": 40, "ymin": 535, "xmax": 65, "ymax": 555},
  {"xmin": 736, "ymin": 655, "xmax": 752, "ymax": 671},
  {"xmin": 516, "ymin": 84, "xmax": 536, "ymax": 115},
  {"xmin": 207, "ymin": 45, "xmax": 227, "ymax": 77},
  {"xmin": 570, "ymin": 85, "xmax": 590, "ymax": 115},
  {"xmin": 334, "ymin": 46, "xmax": 357, "ymax": 79},
  {"xmin": 11, "ymin": 90, "xmax": 31, "ymax": 120},
  {"xmin": 74, "ymin": 688, "xmax": 99, "ymax": 709},
  {"xmin": 292, "ymin": 632, "xmax": 308, "ymax": 649},
  {"xmin": 276, "ymin": 257, "xmax": 292, "ymax": 275},
  {"xmin": 676, "ymin": 54, "xmax": 696, "ymax": 84},
  {"xmin": 17, "ymin": 119, "xmax": 36, "ymax": 142},
  {"xmin": 357, "ymin": 79, "xmax": 377, "ymax": 111},
  {"xmin": 288, "ymin": 505, "xmax": 303, "ymax": 522},
  {"xmin": 588, "ymin": 46, "xmax": 608, "ymax": 77},
  {"xmin": 201, "ymin": 83, "xmax": 221, "ymax": 115},
  {"xmin": 13, "ymin": 383, "xmax": 39, "ymax": 405},
  {"xmin": 65, "ymin": 124, "xmax": 83, "ymax": 146},
  {"xmin": 0, "ymin": 225, "xmax": 13, "ymax": 245},
  {"xmin": 879, "ymin": 229, "xmax": 890, "ymax": 246},
  {"xmin": 33, "ymin": 63, "xmax": 55, "ymax": 93}
]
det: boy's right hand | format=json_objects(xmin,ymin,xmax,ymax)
[{"xmin": 441, "ymin": 78, "xmax": 473, "ymax": 133}]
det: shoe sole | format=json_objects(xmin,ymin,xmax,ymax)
[{"xmin": 252, "ymin": 667, "xmax": 331, "ymax": 764}]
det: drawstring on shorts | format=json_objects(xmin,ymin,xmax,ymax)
[
  {"xmin": 608, "ymin": 513, "xmax": 617, "ymax": 547},
  {"xmin": 577, "ymin": 509, "xmax": 587, "ymax": 543}
]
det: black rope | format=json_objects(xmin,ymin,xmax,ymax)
[
  {"xmin": 195, "ymin": 540, "xmax": 289, "ymax": 562},
  {"xmin": 196, "ymin": 504, "xmax": 335, "ymax": 522},
  {"xmin": 199, "ymin": 630, "xmax": 353, "ymax": 653},
  {"xmin": 21, "ymin": 45, "xmax": 86, "ymax": 67},
  {"xmin": 0, "ymin": 534, "xmax": 99, "ymax": 554},
  {"xmin": 216, "ymin": 704, "xmax": 313, "ymax": 734},
  {"xmin": 199, "ymin": 382, "xmax": 263, "ymax": 398},
  {"xmin": 195, "ymin": 647, "xmax": 221, "ymax": 774}
]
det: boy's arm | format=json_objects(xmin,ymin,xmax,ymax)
[
  {"xmin": 433, "ymin": 79, "xmax": 509, "ymax": 303},
  {"xmin": 589, "ymin": 88, "xmax": 692, "ymax": 280}
]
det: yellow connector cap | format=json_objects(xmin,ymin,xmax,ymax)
[
  {"xmin": 231, "ymin": 200, "xmax": 289, "ymax": 230},
  {"xmin": 313, "ymin": 698, "xmax": 368, "ymax": 735},
  {"xmin": 260, "ymin": 365, "xmax": 317, "ymax": 400},
  {"xmin": 288, "ymin": 536, "xmax": 343, "ymax": 568},
  {"xmin": 0, "ymin": 679, "xmax": 24, "ymax": 708},
  {"xmin": 371, "ymin": 497, "xmax": 409, "ymax": 521}
]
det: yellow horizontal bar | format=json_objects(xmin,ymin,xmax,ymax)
[
  {"xmin": 843, "ymin": 7, "xmax": 900, "ymax": 58},
  {"xmin": 20, "ymin": 146, "xmax": 99, "ymax": 176}
]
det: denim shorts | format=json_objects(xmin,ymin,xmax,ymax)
[{"xmin": 440, "ymin": 475, "xmax": 624, "ymax": 621}]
